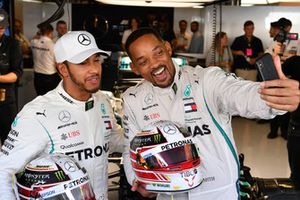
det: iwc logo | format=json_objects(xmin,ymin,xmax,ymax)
[{"xmin": 77, "ymin": 34, "xmax": 91, "ymax": 46}]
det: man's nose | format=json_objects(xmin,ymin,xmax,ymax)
[
  {"xmin": 89, "ymin": 62, "xmax": 101, "ymax": 72},
  {"xmin": 149, "ymin": 58, "xmax": 160, "ymax": 69}
]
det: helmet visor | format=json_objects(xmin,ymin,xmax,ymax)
[
  {"xmin": 139, "ymin": 143, "xmax": 199, "ymax": 169},
  {"xmin": 38, "ymin": 176, "xmax": 95, "ymax": 200}
]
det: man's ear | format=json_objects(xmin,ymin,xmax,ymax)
[
  {"xmin": 164, "ymin": 41, "xmax": 173, "ymax": 56},
  {"xmin": 130, "ymin": 63, "xmax": 140, "ymax": 75},
  {"xmin": 56, "ymin": 63, "xmax": 68, "ymax": 78}
]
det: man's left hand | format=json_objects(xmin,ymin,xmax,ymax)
[{"xmin": 259, "ymin": 55, "xmax": 300, "ymax": 112}]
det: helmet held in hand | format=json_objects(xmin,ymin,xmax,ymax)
[
  {"xmin": 130, "ymin": 120, "xmax": 203, "ymax": 193},
  {"xmin": 15, "ymin": 153, "xmax": 95, "ymax": 200}
]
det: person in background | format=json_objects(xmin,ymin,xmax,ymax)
[
  {"xmin": 31, "ymin": 23, "xmax": 60, "ymax": 95},
  {"xmin": 142, "ymin": 12, "xmax": 158, "ymax": 30},
  {"xmin": 173, "ymin": 19, "xmax": 192, "ymax": 53},
  {"xmin": 14, "ymin": 19, "xmax": 32, "ymax": 68},
  {"xmin": 255, "ymin": 21, "xmax": 279, "ymax": 121},
  {"xmin": 265, "ymin": 20, "xmax": 281, "ymax": 55},
  {"xmin": 53, "ymin": 20, "xmax": 68, "ymax": 42},
  {"xmin": 122, "ymin": 27, "xmax": 300, "ymax": 200},
  {"xmin": 265, "ymin": 19, "xmax": 289, "ymax": 139},
  {"xmin": 188, "ymin": 21, "xmax": 204, "ymax": 54},
  {"xmin": 121, "ymin": 17, "xmax": 140, "ymax": 51},
  {"xmin": 282, "ymin": 55, "xmax": 300, "ymax": 190},
  {"xmin": 277, "ymin": 18, "xmax": 299, "ymax": 61},
  {"xmin": 269, "ymin": 21, "xmax": 281, "ymax": 40},
  {"xmin": 265, "ymin": 18, "xmax": 299, "ymax": 139},
  {"xmin": 206, "ymin": 31, "xmax": 233, "ymax": 72},
  {"xmin": 231, "ymin": 20, "xmax": 264, "ymax": 81},
  {"xmin": 0, "ymin": 31, "xmax": 123, "ymax": 200},
  {"xmin": 0, "ymin": 9, "xmax": 23, "ymax": 145},
  {"xmin": 158, "ymin": 14, "xmax": 176, "ymax": 48}
]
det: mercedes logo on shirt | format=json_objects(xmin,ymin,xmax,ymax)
[
  {"xmin": 64, "ymin": 161, "xmax": 77, "ymax": 172},
  {"xmin": 163, "ymin": 124, "xmax": 177, "ymax": 135},
  {"xmin": 144, "ymin": 93, "xmax": 153, "ymax": 105},
  {"xmin": 58, "ymin": 110, "xmax": 71, "ymax": 122},
  {"xmin": 77, "ymin": 33, "xmax": 91, "ymax": 46}
]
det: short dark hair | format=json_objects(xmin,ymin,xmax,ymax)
[
  {"xmin": 125, "ymin": 27, "xmax": 163, "ymax": 58},
  {"xmin": 191, "ymin": 21, "xmax": 199, "ymax": 26},
  {"xmin": 215, "ymin": 31, "xmax": 226, "ymax": 43},
  {"xmin": 56, "ymin": 20, "xmax": 67, "ymax": 26},
  {"xmin": 179, "ymin": 19, "xmax": 187, "ymax": 25},
  {"xmin": 39, "ymin": 23, "xmax": 54, "ymax": 35},
  {"xmin": 244, "ymin": 20, "xmax": 254, "ymax": 28},
  {"xmin": 278, "ymin": 17, "xmax": 292, "ymax": 28},
  {"xmin": 270, "ymin": 21, "xmax": 280, "ymax": 28}
]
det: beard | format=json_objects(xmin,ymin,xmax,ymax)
[{"xmin": 67, "ymin": 68, "xmax": 100, "ymax": 94}]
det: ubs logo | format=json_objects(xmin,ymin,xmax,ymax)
[
  {"xmin": 77, "ymin": 34, "xmax": 91, "ymax": 46},
  {"xmin": 58, "ymin": 111, "xmax": 71, "ymax": 122}
]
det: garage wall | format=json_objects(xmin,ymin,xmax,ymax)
[
  {"xmin": 15, "ymin": 1, "xmax": 72, "ymax": 40},
  {"xmin": 174, "ymin": 6, "xmax": 300, "ymax": 58}
]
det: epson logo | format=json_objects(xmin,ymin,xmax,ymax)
[
  {"xmin": 65, "ymin": 143, "xmax": 109, "ymax": 161},
  {"xmin": 41, "ymin": 190, "xmax": 55, "ymax": 198}
]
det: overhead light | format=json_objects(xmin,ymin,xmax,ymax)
[
  {"xmin": 96, "ymin": 0, "xmax": 204, "ymax": 7},
  {"xmin": 193, "ymin": 5, "xmax": 204, "ymax": 8},
  {"xmin": 241, "ymin": 0, "xmax": 300, "ymax": 5},
  {"xmin": 22, "ymin": 0, "xmax": 42, "ymax": 3}
]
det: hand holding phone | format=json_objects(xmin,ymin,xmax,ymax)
[{"xmin": 256, "ymin": 53, "xmax": 279, "ymax": 81}]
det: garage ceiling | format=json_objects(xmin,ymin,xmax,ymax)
[{"xmin": 22, "ymin": 0, "xmax": 300, "ymax": 7}]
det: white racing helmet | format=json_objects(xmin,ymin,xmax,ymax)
[
  {"xmin": 130, "ymin": 120, "xmax": 203, "ymax": 193},
  {"xmin": 15, "ymin": 153, "xmax": 95, "ymax": 200}
]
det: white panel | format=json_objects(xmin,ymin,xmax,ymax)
[
  {"xmin": 22, "ymin": 2, "xmax": 72, "ymax": 40},
  {"xmin": 173, "ymin": 7, "xmax": 206, "ymax": 57},
  {"xmin": 22, "ymin": 2, "xmax": 43, "ymax": 40}
]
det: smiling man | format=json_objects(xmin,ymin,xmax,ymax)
[
  {"xmin": 122, "ymin": 27, "xmax": 300, "ymax": 200},
  {"xmin": 0, "ymin": 31, "xmax": 123, "ymax": 200}
]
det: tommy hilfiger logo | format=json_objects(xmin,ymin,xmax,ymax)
[
  {"xmin": 184, "ymin": 102, "xmax": 197, "ymax": 113},
  {"xmin": 104, "ymin": 120, "xmax": 112, "ymax": 129}
]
